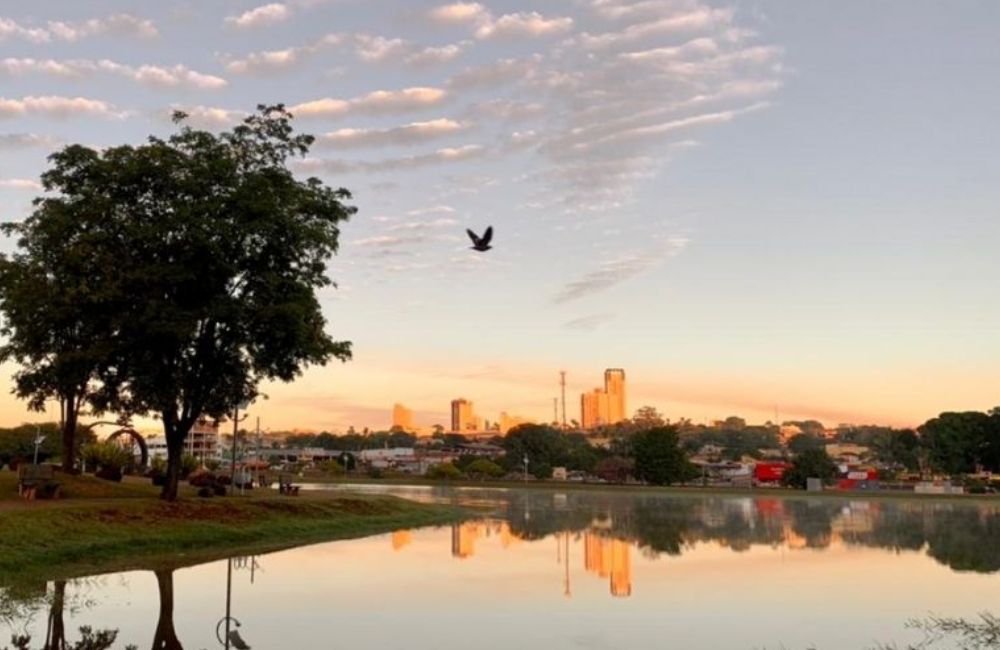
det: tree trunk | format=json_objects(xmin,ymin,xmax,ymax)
[
  {"xmin": 151, "ymin": 570, "xmax": 183, "ymax": 650},
  {"xmin": 60, "ymin": 397, "xmax": 78, "ymax": 474},
  {"xmin": 162, "ymin": 427, "xmax": 184, "ymax": 501},
  {"xmin": 44, "ymin": 580, "xmax": 67, "ymax": 650}
]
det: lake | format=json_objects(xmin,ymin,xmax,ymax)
[{"xmin": 4, "ymin": 485, "xmax": 1000, "ymax": 649}]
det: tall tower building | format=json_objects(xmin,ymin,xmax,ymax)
[
  {"xmin": 392, "ymin": 403, "xmax": 414, "ymax": 431},
  {"xmin": 604, "ymin": 368, "xmax": 626, "ymax": 424},
  {"xmin": 450, "ymin": 398, "xmax": 477, "ymax": 432}
]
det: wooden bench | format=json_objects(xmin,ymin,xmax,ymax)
[
  {"xmin": 17, "ymin": 464, "xmax": 60, "ymax": 500},
  {"xmin": 277, "ymin": 475, "xmax": 300, "ymax": 496}
]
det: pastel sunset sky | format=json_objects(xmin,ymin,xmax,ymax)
[{"xmin": 1, "ymin": 1, "xmax": 998, "ymax": 432}]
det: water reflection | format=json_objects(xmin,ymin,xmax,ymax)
[{"xmin": 7, "ymin": 489, "xmax": 1000, "ymax": 649}]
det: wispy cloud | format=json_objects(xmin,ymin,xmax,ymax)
[
  {"xmin": 0, "ymin": 58, "xmax": 226, "ymax": 90},
  {"xmin": 299, "ymin": 144, "xmax": 485, "ymax": 174},
  {"xmin": 552, "ymin": 238, "xmax": 689, "ymax": 304},
  {"xmin": 291, "ymin": 87, "xmax": 447, "ymax": 118},
  {"xmin": 317, "ymin": 118, "xmax": 467, "ymax": 148},
  {"xmin": 429, "ymin": 3, "xmax": 573, "ymax": 40},
  {"xmin": 225, "ymin": 3, "xmax": 290, "ymax": 29},
  {"xmin": 0, "ymin": 13, "xmax": 157, "ymax": 43},
  {"xmin": 0, "ymin": 178, "xmax": 42, "ymax": 190},
  {"xmin": 0, "ymin": 96, "xmax": 126, "ymax": 120},
  {"xmin": 563, "ymin": 313, "xmax": 617, "ymax": 331},
  {"xmin": 0, "ymin": 133, "xmax": 60, "ymax": 150}
]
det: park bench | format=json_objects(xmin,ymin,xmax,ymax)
[
  {"xmin": 17, "ymin": 464, "xmax": 60, "ymax": 500},
  {"xmin": 278, "ymin": 475, "xmax": 300, "ymax": 496}
]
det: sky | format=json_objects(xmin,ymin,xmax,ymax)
[{"xmin": 0, "ymin": 0, "xmax": 998, "ymax": 433}]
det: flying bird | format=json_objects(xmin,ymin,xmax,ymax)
[{"xmin": 467, "ymin": 226, "xmax": 493, "ymax": 252}]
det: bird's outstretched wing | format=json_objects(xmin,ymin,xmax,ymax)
[
  {"xmin": 480, "ymin": 226, "xmax": 493, "ymax": 246},
  {"xmin": 466, "ymin": 228, "xmax": 481, "ymax": 245}
]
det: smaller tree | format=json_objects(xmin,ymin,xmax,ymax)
[
  {"xmin": 787, "ymin": 433, "xmax": 824, "ymax": 455},
  {"xmin": 426, "ymin": 462, "xmax": 463, "ymax": 480},
  {"xmin": 782, "ymin": 448, "xmax": 838, "ymax": 489},
  {"xmin": 632, "ymin": 426, "xmax": 697, "ymax": 485},
  {"xmin": 465, "ymin": 459, "xmax": 504, "ymax": 481},
  {"xmin": 593, "ymin": 456, "xmax": 634, "ymax": 483}
]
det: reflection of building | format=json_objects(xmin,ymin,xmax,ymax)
[
  {"xmin": 584, "ymin": 532, "xmax": 632, "ymax": 597},
  {"xmin": 580, "ymin": 369, "xmax": 627, "ymax": 429},
  {"xmin": 451, "ymin": 523, "xmax": 481, "ymax": 558},
  {"xmin": 392, "ymin": 404, "xmax": 415, "ymax": 431},
  {"xmin": 392, "ymin": 530, "xmax": 412, "ymax": 551},
  {"xmin": 451, "ymin": 398, "xmax": 477, "ymax": 432}
]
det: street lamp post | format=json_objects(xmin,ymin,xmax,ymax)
[
  {"xmin": 33, "ymin": 427, "xmax": 45, "ymax": 466},
  {"xmin": 523, "ymin": 454, "xmax": 529, "ymax": 483}
]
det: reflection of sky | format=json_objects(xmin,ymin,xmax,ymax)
[{"xmin": 6, "ymin": 492, "xmax": 1000, "ymax": 649}]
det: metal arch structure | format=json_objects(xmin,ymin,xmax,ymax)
[{"xmin": 106, "ymin": 427, "xmax": 149, "ymax": 470}]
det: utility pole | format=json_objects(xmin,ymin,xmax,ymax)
[
  {"xmin": 553, "ymin": 397, "xmax": 558, "ymax": 425},
  {"xmin": 560, "ymin": 371, "xmax": 567, "ymax": 429}
]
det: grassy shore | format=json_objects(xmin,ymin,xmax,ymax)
[{"xmin": 0, "ymin": 471, "xmax": 461, "ymax": 587}]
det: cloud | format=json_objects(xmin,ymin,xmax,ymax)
[
  {"xmin": 475, "ymin": 12, "xmax": 574, "ymax": 39},
  {"xmin": 0, "ymin": 133, "xmax": 59, "ymax": 150},
  {"xmin": 222, "ymin": 34, "xmax": 344, "ymax": 75},
  {"xmin": 318, "ymin": 118, "xmax": 467, "ymax": 148},
  {"xmin": 291, "ymin": 87, "xmax": 448, "ymax": 118},
  {"xmin": 0, "ymin": 96, "xmax": 126, "ymax": 120},
  {"xmin": 353, "ymin": 234, "xmax": 427, "ymax": 248},
  {"xmin": 578, "ymin": 7, "xmax": 735, "ymax": 49},
  {"xmin": 298, "ymin": 144, "xmax": 485, "ymax": 174},
  {"xmin": 429, "ymin": 3, "xmax": 573, "ymax": 40},
  {"xmin": 404, "ymin": 42, "xmax": 470, "ymax": 67},
  {"xmin": 448, "ymin": 56, "xmax": 541, "ymax": 89},
  {"xmin": 0, "ymin": 178, "xmax": 42, "ymax": 190},
  {"xmin": 354, "ymin": 34, "xmax": 410, "ymax": 62},
  {"xmin": 563, "ymin": 313, "xmax": 617, "ymax": 331},
  {"xmin": 0, "ymin": 17, "xmax": 50, "ymax": 43},
  {"xmin": 429, "ymin": 3, "xmax": 489, "ymax": 24},
  {"xmin": 225, "ymin": 3, "xmax": 290, "ymax": 29},
  {"xmin": 552, "ymin": 238, "xmax": 689, "ymax": 304},
  {"xmin": 46, "ymin": 13, "xmax": 158, "ymax": 41},
  {"xmin": 0, "ymin": 13, "xmax": 157, "ymax": 43},
  {"xmin": 0, "ymin": 58, "xmax": 226, "ymax": 90}
]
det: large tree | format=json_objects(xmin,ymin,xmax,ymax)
[{"xmin": 10, "ymin": 105, "xmax": 354, "ymax": 499}]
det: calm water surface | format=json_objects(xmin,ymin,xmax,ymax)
[{"xmin": 4, "ymin": 485, "xmax": 1000, "ymax": 649}]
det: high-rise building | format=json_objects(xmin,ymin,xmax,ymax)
[
  {"xmin": 580, "ymin": 388, "xmax": 609, "ymax": 429},
  {"xmin": 580, "ymin": 368, "xmax": 627, "ymax": 429},
  {"xmin": 499, "ymin": 411, "xmax": 533, "ymax": 434},
  {"xmin": 450, "ymin": 398, "xmax": 477, "ymax": 432},
  {"xmin": 392, "ymin": 403, "xmax": 414, "ymax": 431},
  {"xmin": 583, "ymin": 532, "xmax": 632, "ymax": 598},
  {"xmin": 605, "ymin": 368, "xmax": 626, "ymax": 424}
]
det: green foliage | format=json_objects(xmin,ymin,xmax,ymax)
[
  {"xmin": 919, "ymin": 411, "xmax": 999, "ymax": 474},
  {"xmin": 464, "ymin": 459, "xmax": 504, "ymax": 480},
  {"xmin": 9, "ymin": 105, "xmax": 355, "ymax": 499},
  {"xmin": 782, "ymin": 448, "xmax": 838, "ymax": 489},
  {"xmin": 787, "ymin": 433, "xmax": 825, "ymax": 455},
  {"xmin": 631, "ymin": 426, "xmax": 697, "ymax": 485},
  {"xmin": 0, "ymin": 627, "xmax": 126, "ymax": 650},
  {"xmin": 80, "ymin": 442, "xmax": 132, "ymax": 474},
  {"xmin": 425, "ymin": 462, "xmax": 463, "ymax": 480},
  {"xmin": 317, "ymin": 460, "xmax": 346, "ymax": 475},
  {"xmin": 593, "ymin": 456, "xmax": 634, "ymax": 483},
  {"xmin": 501, "ymin": 424, "xmax": 596, "ymax": 477},
  {"xmin": 0, "ymin": 423, "xmax": 92, "ymax": 467}
]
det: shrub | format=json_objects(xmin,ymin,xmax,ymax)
[
  {"xmin": 81, "ymin": 442, "xmax": 132, "ymax": 481},
  {"xmin": 426, "ymin": 462, "xmax": 463, "ymax": 480},
  {"xmin": 465, "ymin": 459, "xmax": 504, "ymax": 480}
]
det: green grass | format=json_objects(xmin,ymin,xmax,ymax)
[{"xmin": 0, "ymin": 471, "xmax": 462, "ymax": 587}]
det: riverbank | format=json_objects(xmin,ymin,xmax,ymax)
[
  {"xmin": 302, "ymin": 474, "xmax": 999, "ymax": 502},
  {"xmin": 0, "ymin": 472, "xmax": 461, "ymax": 587}
]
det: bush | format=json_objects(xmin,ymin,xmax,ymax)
[
  {"xmin": 465, "ymin": 459, "xmax": 504, "ymax": 480},
  {"xmin": 81, "ymin": 442, "xmax": 132, "ymax": 481},
  {"xmin": 318, "ymin": 460, "xmax": 346, "ymax": 475},
  {"xmin": 426, "ymin": 462, "xmax": 463, "ymax": 480},
  {"xmin": 782, "ymin": 448, "xmax": 838, "ymax": 489},
  {"xmin": 187, "ymin": 470, "xmax": 217, "ymax": 488}
]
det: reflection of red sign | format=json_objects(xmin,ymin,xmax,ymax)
[{"xmin": 754, "ymin": 462, "xmax": 790, "ymax": 482}]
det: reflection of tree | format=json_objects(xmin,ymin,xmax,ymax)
[
  {"xmin": 43, "ymin": 580, "xmax": 66, "ymax": 650},
  {"xmin": 784, "ymin": 500, "xmax": 839, "ymax": 549},
  {"xmin": 150, "ymin": 570, "xmax": 182, "ymax": 650}
]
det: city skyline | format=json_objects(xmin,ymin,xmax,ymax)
[{"xmin": 0, "ymin": 1, "xmax": 997, "ymax": 432}]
